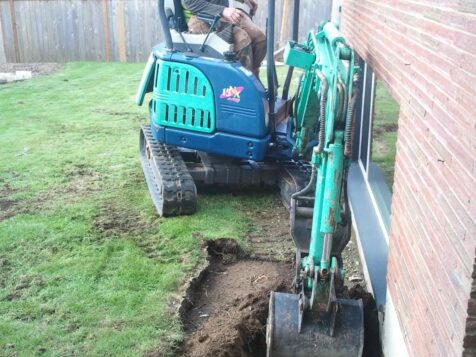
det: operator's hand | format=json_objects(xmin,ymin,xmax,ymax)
[
  {"xmin": 222, "ymin": 7, "xmax": 244, "ymax": 25},
  {"xmin": 244, "ymin": 0, "xmax": 258, "ymax": 16}
]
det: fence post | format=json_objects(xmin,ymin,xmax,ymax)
[
  {"xmin": 279, "ymin": 0, "xmax": 290, "ymax": 48},
  {"xmin": 8, "ymin": 0, "xmax": 20, "ymax": 62},
  {"xmin": 101, "ymin": 0, "xmax": 111, "ymax": 62},
  {"xmin": 0, "ymin": 11, "xmax": 7, "ymax": 63},
  {"xmin": 116, "ymin": 0, "xmax": 127, "ymax": 62}
]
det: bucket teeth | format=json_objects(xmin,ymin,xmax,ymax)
[{"xmin": 139, "ymin": 126, "xmax": 197, "ymax": 216}]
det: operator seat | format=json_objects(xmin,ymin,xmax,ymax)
[{"xmin": 164, "ymin": 0, "xmax": 235, "ymax": 59}]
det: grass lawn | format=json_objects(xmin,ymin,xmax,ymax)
[
  {"xmin": 371, "ymin": 80, "xmax": 399, "ymax": 190},
  {"xmin": 0, "ymin": 63, "xmax": 276, "ymax": 356}
]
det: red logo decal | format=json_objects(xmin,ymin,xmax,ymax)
[{"xmin": 220, "ymin": 86, "xmax": 244, "ymax": 103}]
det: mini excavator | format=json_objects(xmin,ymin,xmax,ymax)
[{"xmin": 136, "ymin": 0, "xmax": 364, "ymax": 355}]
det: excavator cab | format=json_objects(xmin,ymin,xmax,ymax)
[{"xmin": 136, "ymin": 1, "xmax": 365, "ymax": 355}]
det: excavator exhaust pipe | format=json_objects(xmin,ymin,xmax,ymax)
[{"xmin": 266, "ymin": 292, "xmax": 364, "ymax": 357}]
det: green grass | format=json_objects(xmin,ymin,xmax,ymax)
[
  {"xmin": 0, "ymin": 63, "xmax": 276, "ymax": 356},
  {"xmin": 261, "ymin": 64, "xmax": 303, "ymax": 97},
  {"xmin": 371, "ymin": 80, "xmax": 399, "ymax": 190}
]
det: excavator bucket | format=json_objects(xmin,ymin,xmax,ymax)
[{"xmin": 266, "ymin": 292, "xmax": 364, "ymax": 357}]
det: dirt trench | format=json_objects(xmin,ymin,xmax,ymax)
[
  {"xmin": 176, "ymin": 198, "xmax": 382, "ymax": 357},
  {"xmin": 178, "ymin": 239, "xmax": 293, "ymax": 357}
]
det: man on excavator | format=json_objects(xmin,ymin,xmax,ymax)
[{"xmin": 182, "ymin": 0, "xmax": 266, "ymax": 76}]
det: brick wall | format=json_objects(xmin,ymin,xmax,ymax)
[{"xmin": 340, "ymin": 1, "xmax": 476, "ymax": 355}]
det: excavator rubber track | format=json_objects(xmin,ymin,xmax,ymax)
[{"xmin": 139, "ymin": 126, "xmax": 197, "ymax": 216}]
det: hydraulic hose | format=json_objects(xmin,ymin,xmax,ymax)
[
  {"xmin": 344, "ymin": 85, "xmax": 359, "ymax": 157},
  {"xmin": 291, "ymin": 166, "xmax": 317, "ymax": 199},
  {"xmin": 315, "ymin": 71, "xmax": 328, "ymax": 153}
]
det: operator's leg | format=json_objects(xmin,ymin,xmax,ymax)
[
  {"xmin": 187, "ymin": 16, "xmax": 210, "ymax": 34},
  {"xmin": 238, "ymin": 15, "xmax": 266, "ymax": 77},
  {"xmin": 233, "ymin": 27, "xmax": 253, "ymax": 71},
  {"xmin": 188, "ymin": 15, "xmax": 255, "ymax": 73}
]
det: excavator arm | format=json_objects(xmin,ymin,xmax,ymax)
[{"xmin": 267, "ymin": 23, "xmax": 364, "ymax": 357}]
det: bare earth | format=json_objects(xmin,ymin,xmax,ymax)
[
  {"xmin": 175, "ymin": 197, "xmax": 380, "ymax": 357},
  {"xmin": 180, "ymin": 240, "xmax": 292, "ymax": 357}
]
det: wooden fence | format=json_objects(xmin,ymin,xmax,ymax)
[{"xmin": 0, "ymin": 0, "xmax": 332, "ymax": 63}]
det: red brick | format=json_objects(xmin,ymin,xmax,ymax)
[{"xmin": 342, "ymin": 0, "xmax": 476, "ymax": 354}]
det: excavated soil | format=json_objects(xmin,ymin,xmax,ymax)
[
  {"xmin": 177, "ymin": 196, "xmax": 382, "ymax": 357},
  {"xmin": 179, "ymin": 239, "xmax": 293, "ymax": 357}
]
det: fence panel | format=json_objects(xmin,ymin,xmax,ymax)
[{"xmin": 0, "ymin": 0, "xmax": 332, "ymax": 63}]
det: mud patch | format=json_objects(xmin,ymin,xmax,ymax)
[
  {"xmin": 93, "ymin": 109, "xmax": 144, "ymax": 122},
  {"xmin": 0, "ymin": 164, "xmax": 103, "ymax": 222},
  {"xmin": 92, "ymin": 203, "xmax": 144, "ymax": 237},
  {"xmin": 3, "ymin": 274, "xmax": 46, "ymax": 301},
  {"xmin": 179, "ymin": 239, "xmax": 293, "ymax": 357},
  {"xmin": 0, "ymin": 200, "xmax": 17, "ymax": 220},
  {"xmin": 58, "ymin": 163, "xmax": 103, "ymax": 195},
  {"xmin": 0, "ymin": 183, "xmax": 20, "ymax": 221},
  {"xmin": 29, "ymin": 167, "xmax": 103, "ymax": 214},
  {"xmin": 244, "ymin": 197, "xmax": 294, "ymax": 262},
  {"xmin": 0, "ymin": 257, "xmax": 11, "ymax": 288},
  {"xmin": 62, "ymin": 163, "xmax": 97, "ymax": 178}
]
